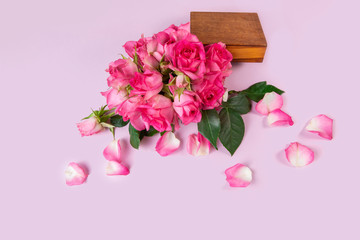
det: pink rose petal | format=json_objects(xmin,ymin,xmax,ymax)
[
  {"xmin": 155, "ymin": 132, "xmax": 180, "ymax": 156},
  {"xmin": 255, "ymin": 92, "xmax": 283, "ymax": 115},
  {"xmin": 103, "ymin": 139, "xmax": 121, "ymax": 161},
  {"xmin": 225, "ymin": 163, "xmax": 252, "ymax": 188},
  {"xmin": 187, "ymin": 133, "xmax": 210, "ymax": 156},
  {"xmin": 285, "ymin": 142, "xmax": 314, "ymax": 167},
  {"xmin": 305, "ymin": 114, "xmax": 333, "ymax": 140},
  {"xmin": 101, "ymin": 88, "xmax": 128, "ymax": 110},
  {"xmin": 267, "ymin": 109, "xmax": 294, "ymax": 126},
  {"xmin": 106, "ymin": 161, "xmax": 129, "ymax": 176},
  {"xmin": 65, "ymin": 162, "xmax": 88, "ymax": 186}
]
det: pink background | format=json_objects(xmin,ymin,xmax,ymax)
[{"xmin": 1, "ymin": 0, "xmax": 359, "ymax": 239}]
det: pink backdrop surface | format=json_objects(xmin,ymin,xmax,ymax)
[{"xmin": 1, "ymin": 0, "xmax": 359, "ymax": 239}]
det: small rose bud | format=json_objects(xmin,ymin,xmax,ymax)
[{"xmin": 76, "ymin": 116, "xmax": 103, "ymax": 137}]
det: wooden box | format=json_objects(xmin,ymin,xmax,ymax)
[{"xmin": 190, "ymin": 12, "xmax": 267, "ymax": 62}]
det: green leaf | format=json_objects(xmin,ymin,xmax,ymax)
[
  {"xmin": 140, "ymin": 126, "xmax": 159, "ymax": 138},
  {"xmin": 81, "ymin": 112, "xmax": 95, "ymax": 120},
  {"xmin": 197, "ymin": 109, "xmax": 221, "ymax": 149},
  {"xmin": 222, "ymin": 92, "xmax": 251, "ymax": 114},
  {"xmin": 100, "ymin": 112, "xmax": 115, "ymax": 123},
  {"xmin": 99, "ymin": 105, "xmax": 107, "ymax": 113},
  {"xmin": 219, "ymin": 108, "xmax": 245, "ymax": 156},
  {"xmin": 100, "ymin": 122, "xmax": 114, "ymax": 128},
  {"xmin": 241, "ymin": 81, "xmax": 284, "ymax": 102},
  {"xmin": 145, "ymin": 126, "xmax": 159, "ymax": 137},
  {"xmin": 129, "ymin": 124, "xmax": 141, "ymax": 149},
  {"xmin": 110, "ymin": 115, "xmax": 129, "ymax": 128}
]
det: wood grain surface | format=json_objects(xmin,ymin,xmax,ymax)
[{"xmin": 190, "ymin": 12, "xmax": 267, "ymax": 62}]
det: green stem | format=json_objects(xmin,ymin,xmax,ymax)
[{"xmin": 110, "ymin": 127, "xmax": 116, "ymax": 140}]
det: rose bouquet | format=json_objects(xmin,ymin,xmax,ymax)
[
  {"xmin": 77, "ymin": 22, "xmax": 285, "ymax": 156},
  {"xmin": 70, "ymin": 22, "xmax": 334, "ymax": 187}
]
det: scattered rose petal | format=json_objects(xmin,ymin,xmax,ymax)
[
  {"xmin": 225, "ymin": 163, "xmax": 252, "ymax": 187},
  {"xmin": 305, "ymin": 114, "xmax": 333, "ymax": 140},
  {"xmin": 255, "ymin": 92, "xmax": 283, "ymax": 115},
  {"xmin": 106, "ymin": 161, "xmax": 130, "ymax": 176},
  {"xmin": 155, "ymin": 132, "xmax": 180, "ymax": 156},
  {"xmin": 285, "ymin": 142, "xmax": 314, "ymax": 167},
  {"xmin": 76, "ymin": 116, "xmax": 103, "ymax": 137},
  {"xmin": 267, "ymin": 109, "xmax": 294, "ymax": 126},
  {"xmin": 103, "ymin": 139, "xmax": 121, "ymax": 161},
  {"xmin": 187, "ymin": 133, "xmax": 210, "ymax": 156},
  {"xmin": 65, "ymin": 162, "xmax": 88, "ymax": 186}
]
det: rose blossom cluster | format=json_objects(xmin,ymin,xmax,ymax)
[
  {"xmin": 73, "ymin": 22, "xmax": 334, "ymax": 188},
  {"xmin": 101, "ymin": 22, "xmax": 232, "ymax": 132}
]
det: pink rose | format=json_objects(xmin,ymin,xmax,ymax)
[
  {"xmin": 116, "ymin": 95, "xmax": 144, "ymax": 122},
  {"xmin": 140, "ymin": 95, "xmax": 175, "ymax": 132},
  {"xmin": 142, "ymin": 55, "xmax": 159, "ymax": 70},
  {"xmin": 165, "ymin": 39, "xmax": 206, "ymax": 80},
  {"xmin": 178, "ymin": 22, "xmax": 190, "ymax": 32},
  {"xmin": 194, "ymin": 73, "xmax": 225, "ymax": 110},
  {"xmin": 163, "ymin": 24, "xmax": 178, "ymax": 34},
  {"xmin": 164, "ymin": 22, "xmax": 198, "ymax": 44},
  {"xmin": 175, "ymin": 74, "xmax": 188, "ymax": 88},
  {"xmin": 116, "ymin": 95, "xmax": 149, "ymax": 131},
  {"xmin": 116, "ymin": 94, "xmax": 175, "ymax": 132},
  {"xmin": 101, "ymin": 88, "xmax": 128, "ymax": 110},
  {"xmin": 205, "ymin": 42, "xmax": 232, "ymax": 78},
  {"xmin": 167, "ymin": 74, "xmax": 189, "ymax": 96},
  {"xmin": 173, "ymin": 90, "xmax": 202, "ymax": 125},
  {"xmin": 106, "ymin": 58, "xmax": 138, "ymax": 89},
  {"xmin": 147, "ymin": 31, "xmax": 169, "ymax": 62},
  {"xmin": 76, "ymin": 116, "xmax": 103, "ymax": 137},
  {"xmin": 163, "ymin": 22, "xmax": 190, "ymax": 35},
  {"xmin": 123, "ymin": 37, "xmax": 159, "ymax": 70},
  {"xmin": 129, "ymin": 70, "xmax": 163, "ymax": 100},
  {"xmin": 123, "ymin": 37, "xmax": 150, "ymax": 60}
]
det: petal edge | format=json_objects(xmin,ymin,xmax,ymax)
[
  {"xmin": 285, "ymin": 142, "xmax": 314, "ymax": 167},
  {"xmin": 65, "ymin": 162, "xmax": 88, "ymax": 186},
  {"xmin": 225, "ymin": 163, "xmax": 252, "ymax": 187},
  {"xmin": 305, "ymin": 114, "xmax": 333, "ymax": 140}
]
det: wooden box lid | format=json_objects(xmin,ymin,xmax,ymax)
[{"xmin": 190, "ymin": 12, "xmax": 267, "ymax": 62}]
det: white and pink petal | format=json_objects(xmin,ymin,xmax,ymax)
[
  {"xmin": 65, "ymin": 162, "xmax": 88, "ymax": 186},
  {"xmin": 103, "ymin": 139, "xmax": 121, "ymax": 161},
  {"xmin": 105, "ymin": 161, "xmax": 129, "ymax": 176},
  {"xmin": 225, "ymin": 163, "xmax": 252, "ymax": 188},
  {"xmin": 267, "ymin": 109, "xmax": 294, "ymax": 126},
  {"xmin": 255, "ymin": 92, "xmax": 283, "ymax": 115},
  {"xmin": 187, "ymin": 133, "xmax": 210, "ymax": 156},
  {"xmin": 305, "ymin": 114, "xmax": 333, "ymax": 140},
  {"xmin": 155, "ymin": 132, "xmax": 180, "ymax": 156},
  {"xmin": 285, "ymin": 142, "xmax": 314, "ymax": 167}
]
